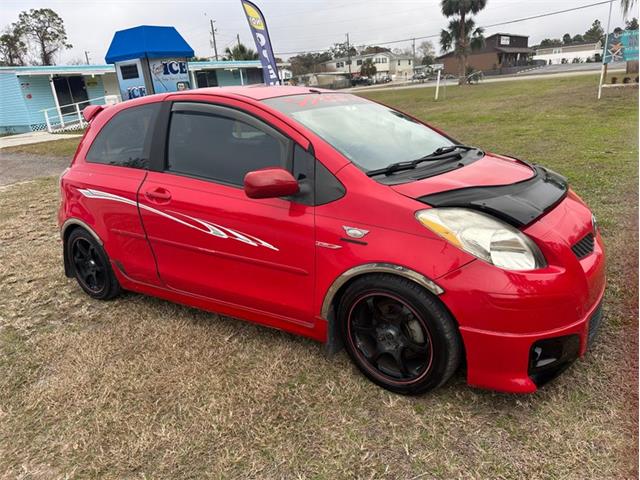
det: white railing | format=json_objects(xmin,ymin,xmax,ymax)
[{"xmin": 41, "ymin": 95, "xmax": 121, "ymax": 133}]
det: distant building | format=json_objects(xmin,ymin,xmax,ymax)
[
  {"xmin": 0, "ymin": 60, "xmax": 263, "ymax": 134},
  {"xmin": 533, "ymin": 41, "xmax": 602, "ymax": 65},
  {"xmin": 436, "ymin": 33, "xmax": 533, "ymax": 75},
  {"xmin": 322, "ymin": 51, "xmax": 414, "ymax": 81}
]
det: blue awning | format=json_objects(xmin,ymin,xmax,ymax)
[{"xmin": 105, "ymin": 25, "xmax": 194, "ymax": 64}]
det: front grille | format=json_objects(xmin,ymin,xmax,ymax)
[
  {"xmin": 588, "ymin": 301, "xmax": 604, "ymax": 348},
  {"xmin": 572, "ymin": 233, "xmax": 595, "ymax": 259}
]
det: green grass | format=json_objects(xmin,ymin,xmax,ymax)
[
  {"xmin": 2, "ymin": 136, "xmax": 82, "ymax": 157},
  {"xmin": 0, "ymin": 75, "xmax": 637, "ymax": 479}
]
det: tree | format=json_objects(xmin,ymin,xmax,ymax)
[
  {"xmin": 539, "ymin": 38, "xmax": 563, "ymax": 48},
  {"xmin": 223, "ymin": 43, "xmax": 258, "ymax": 61},
  {"xmin": 329, "ymin": 42, "xmax": 357, "ymax": 59},
  {"xmin": 0, "ymin": 26, "xmax": 27, "ymax": 66},
  {"xmin": 439, "ymin": 0, "xmax": 487, "ymax": 84},
  {"xmin": 583, "ymin": 19, "xmax": 604, "ymax": 42},
  {"xmin": 15, "ymin": 8, "xmax": 71, "ymax": 65},
  {"xmin": 626, "ymin": 17, "xmax": 639, "ymax": 29},
  {"xmin": 572, "ymin": 34, "xmax": 585, "ymax": 43},
  {"xmin": 359, "ymin": 45, "xmax": 390, "ymax": 55},
  {"xmin": 562, "ymin": 33, "xmax": 573, "ymax": 45},
  {"xmin": 360, "ymin": 58, "xmax": 376, "ymax": 77},
  {"xmin": 417, "ymin": 40, "xmax": 435, "ymax": 65},
  {"xmin": 289, "ymin": 51, "xmax": 332, "ymax": 76},
  {"xmin": 621, "ymin": 0, "xmax": 637, "ymax": 16}
]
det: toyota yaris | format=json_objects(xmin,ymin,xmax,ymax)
[{"xmin": 59, "ymin": 86, "xmax": 605, "ymax": 394}]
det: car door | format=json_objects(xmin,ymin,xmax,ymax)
[
  {"xmin": 73, "ymin": 101, "xmax": 162, "ymax": 286},
  {"xmin": 138, "ymin": 99, "xmax": 316, "ymax": 325}
]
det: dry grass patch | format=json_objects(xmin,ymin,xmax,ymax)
[{"xmin": 0, "ymin": 76, "xmax": 638, "ymax": 479}]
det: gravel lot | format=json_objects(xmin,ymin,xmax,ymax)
[{"xmin": 0, "ymin": 152, "xmax": 70, "ymax": 186}]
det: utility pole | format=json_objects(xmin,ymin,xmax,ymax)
[
  {"xmin": 412, "ymin": 38, "xmax": 416, "ymax": 71},
  {"xmin": 210, "ymin": 19, "xmax": 219, "ymax": 61},
  {"xmin": 84, "ymin": 50, "xmax": 90, "ymax": 65},
  {"xmin": 346, "ymin": 33, "xmax": 351, "ymax": 75}
]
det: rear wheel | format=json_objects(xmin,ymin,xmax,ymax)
[
  {"xmin": 67, "ymin": 228, "xmax": 120, "ymax": 300},
  {"xmin": 338, "ymin": 274, "xmax": 461, "ymax": 395}
]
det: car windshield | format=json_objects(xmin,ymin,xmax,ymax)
[{"xmin": 263, "ymin": 94, "xmax": 454, "ymax": 172}]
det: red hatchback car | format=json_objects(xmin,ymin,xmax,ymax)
[{"xmin": 59, "ymin": 86, "xmax": 605, "ymax": 394}]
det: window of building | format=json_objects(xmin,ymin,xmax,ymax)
[
  {"xmin": 356, "ymin": 59, "xmax": 362, "ymax": 66},
  {"xmin": 336, "ymin": 61, "xmax": 344, "ymax": 68},
  {"xmin": 86, "ymin": 103, "xmax": 160, "ymax": 169},
  {"xmin": 196, "ymin": 70, "xmax": 219, "ymax": 88},
  {"xmin": 166, "ymin": 109, "xmax": 289, "ymax": 186},
  {"xmin": 408, "ymin": 59, "xmax": 412, "ymax": 65},
  {"xmin": 119, "ymin": 64, "xmax": 139, "ymax": 80},
  {"xmin": 500, "ymin": 36, "xmax": 511, "ymax": 46}
]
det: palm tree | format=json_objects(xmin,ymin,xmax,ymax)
[
  {"xmin": 439, "ymin": 0, "xmax": 487, "ymax": 85},
  {"xmin": 621, "ymin": 0, "xmax": 637, "ymax": 16},
  {"xmin": 223, "ymin": 43, "xmax": 258, "ymax": 61}
]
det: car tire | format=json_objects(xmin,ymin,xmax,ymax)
[
  {"xmin": 338, "ymin": 274, "xmax": 462, "ymax": 395},
  {"xmin": 67, "ymin": 228, "xmax": 121, "ymax": 300}
]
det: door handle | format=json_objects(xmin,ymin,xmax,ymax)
[{"xmin": 145, "ymin": 188, "xmax": 171, "ymax": 202}]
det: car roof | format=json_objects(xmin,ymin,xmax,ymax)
[{"xmin": 169, "ymin": 85, "xmax": 336, "ymax": 101}]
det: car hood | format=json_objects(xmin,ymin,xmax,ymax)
[
  {"xmin": 391, "ymin": 152, "xmax": 568, "ymax": 228},
  {"xmin": 390, "ymin": 152, "xmax": 535, "ymax": 198}
]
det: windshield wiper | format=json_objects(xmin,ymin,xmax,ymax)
[{"xmin": 366, "ymin": 145, "xmax": 477, "ymax": 177}]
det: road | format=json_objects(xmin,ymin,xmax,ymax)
[{"xmin": 350, "ymin": 61, "xmax": 629, "ymax": 94}]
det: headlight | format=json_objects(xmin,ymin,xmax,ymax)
[{"xmin": 416, "ymin": 208, "xmax": 546, "ymax": 270}]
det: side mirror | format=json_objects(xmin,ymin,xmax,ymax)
[{"xmin": 244, "ymin": 167, "xmax": 300, "ymax": 199}]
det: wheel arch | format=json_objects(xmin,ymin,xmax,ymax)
[
  {"xmin": 322, "ymin": 263, "xmax": 444, "ymax": 355},
  {"xmin": 61, "ymin": 218, "xmax": 103, "ymax": 277}
]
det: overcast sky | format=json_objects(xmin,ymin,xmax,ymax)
[{"xmin": 0, "ymin": 0, "xmax": 634, "ymax": 64}]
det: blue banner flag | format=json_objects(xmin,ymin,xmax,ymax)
[
  {"xmin": 241, "ymin": 0, "xmax": 280, "ymax": 85},
  {"xmin": 603, "ymin": 30, "xmax": 639, "ymax": 64}
]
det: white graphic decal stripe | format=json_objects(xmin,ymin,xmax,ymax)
[{"xmin": 78, "ymin": 188, "xmax": 279, "ymax": 251}]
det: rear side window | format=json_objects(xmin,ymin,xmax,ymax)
[
  {"xmin": 86, "ymin": 103, "xmax": 160, "ymax": 169},
  {"xmin": 166, "ymin": 110, "xmax": 289, "ymax": 186}
]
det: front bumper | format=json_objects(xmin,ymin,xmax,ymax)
[
  {"xmin": 455, "ymin": 290, "xmax": 604, "ymax": 393},
  {"xmin": 436, "ymin": 193, "xmax": 606, "ymax": 393}
]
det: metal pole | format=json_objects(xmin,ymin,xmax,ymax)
[
  {"xmin": 346, "ymin": 33, "xmax": 351, "ymax": 75},
  {"xmin": 76, "ymin": 103, "xmax": 84, "ymax": 128},
  {"xmin": 239, "ymin": 68, "xmax": 244, "ymax": 85},
  {"xmin": 598, "ymin": 0, "xmax": 614, "ymax": 99},
  {"xmin": 210, "ymin": 20, "xmax": 218, "ymax": 61},
  {"xmin": 412, "ymin": 37, "xmax": 416, "ymax": 74},
  {"xmin": 435, "ymin": 69, "xmax": 441, "ymax": 100},
  {"xmin": 49, "ymin": 75, "xmax": 64, "ymax": 128},
  {"xmin": 44, "ymin": 110, "xmax": 51, "ymax": 133}
]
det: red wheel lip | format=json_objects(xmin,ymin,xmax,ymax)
[{"xmin": 346, "ymin": 291, "xmax": 434, "ymax": 386}]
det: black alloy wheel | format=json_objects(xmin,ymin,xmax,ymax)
[
  {"xmin": 339, "ymin": 274, "xmax": 462, "ymax": 395},
  {"xmin": 67, "ymin": 228, "xmax": 121, "ymax": 300},
  {"xmin": 348, "ymin": 293, "xmax": 433, "ymax": 382}
]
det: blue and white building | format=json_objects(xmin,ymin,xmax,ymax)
[{"xmin": 0, "ymin": 24, "xmax": 265, "ymax": 134}]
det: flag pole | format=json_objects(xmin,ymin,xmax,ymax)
[{"xmin": 598, "ymin": 0, "xmax": 614, "ymax": 100}]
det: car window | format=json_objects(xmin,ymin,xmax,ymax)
[
  {"xmin": 263, "ymin": 94, "xmax": 453, "ymax": 173},
  {"xmin": 166, "ymin": 110, "xmax": 289, "ymax": 186},
  {"xmin": 86, "ymin": 103, "xmax": 159, "ymax": 169}
]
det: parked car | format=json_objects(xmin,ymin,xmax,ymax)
[
  {"xmin": 60, "ymin": 87, "xmax": 605, "ymax": 395},
  {"xmin": 351, "ymin": 76, "xmax": 372, "ymax": 86}
]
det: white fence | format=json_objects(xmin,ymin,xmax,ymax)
[{"xmin": 41, "ymin": 95, "xmax": 121, "ymax": 133}]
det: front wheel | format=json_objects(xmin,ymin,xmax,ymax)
[{"xmin": 338, "ymin": 274, "xmax": 462, "ymax": 395}]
